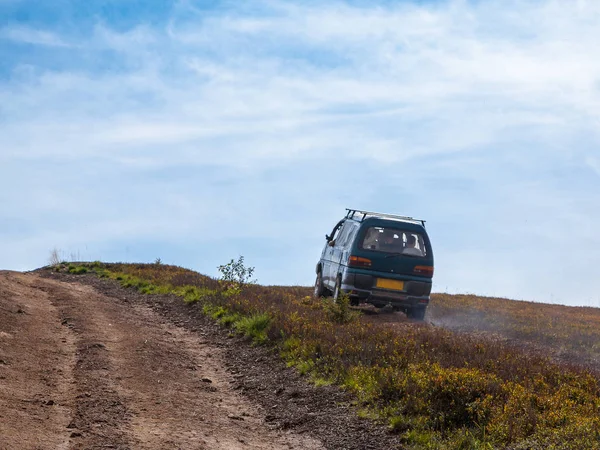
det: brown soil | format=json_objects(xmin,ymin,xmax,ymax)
[
  {"xmin": 1, "ymin": 270, "xmax": 405, "ymax": 450},
  {"xmin": 0, "ymin": 271, "xmax": 323, "ymax": 449}
]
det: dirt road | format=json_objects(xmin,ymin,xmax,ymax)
[{"xmin": 0, "ymin": 271, "xmax": 324, "ymax": 449}]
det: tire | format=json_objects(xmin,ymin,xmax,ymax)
[
  {"xmin": 333, "ymin": 276, "xmax": 342, "ymax": 302},
  {"xmin": 407, "ymin": 306, "xmax": 426, "ymax": 321},
  {"xmin": 314, "ymin": 271, "xmax": 325, "ymax": 298}
]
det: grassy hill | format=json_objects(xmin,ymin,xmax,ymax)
[
  {"xmin": 429, "ymin": 293, "xmax": 600, "ymax": 372},
  {"xmin": 53, "ymin": 261, "xmax": 600, "ymax": 449}
]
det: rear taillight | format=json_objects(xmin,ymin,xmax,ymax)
[
  {"xmin": 414, "ymin": 265, "xmax": 434, "ymax": 277},
  {"xmin": 349, "ymin": 255, "xmax": 372, "ymax": 268}
]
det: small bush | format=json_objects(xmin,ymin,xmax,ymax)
[
  {"xmin": 234, "ymin": 313, "xmax": 271, "ymax": 345},
  {"xmin": 67, "ymin": 265, "xmax": 88, "ymax": 275},
  {"xmin": 202, "ymin": 303, "xmax": 242, "ymax": 327},
  {"xmin": 178, "ymin": 286, "xmax": 215, "ymax": 304},
  {"xmin": 218, "ymin": 312, "xmax": 242, "ymax": 327},
  {"xmin": 203, "ymin": 303, "xmax": 226, "ymax": 318},
  {"xmin": 139, "ymin": 284, "xmax": 159, "ymax": 294},
  {"xmin": 217, "ymin": 256, "xmax": 256, "ymax": 295},
  {"xmin": 122, "ymin": 275, "xmax": 146, "ymax": 289},
  {"xmin": 323, "ymin": 293, "xmax": 359, "ymax": 324}
]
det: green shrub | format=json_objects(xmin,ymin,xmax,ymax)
[
  {"xmin": 67, "ymin": 265, "xmax": 88, "ymax": 275},
  {"xmin": 203, "ymin": 304, "xmax": 227, "ymax": 319},
  {"xmin": 218, "ymin": 312, "xmax": 241, "ymax": 327},
  {"xmin": 139, "ymin": 284, "xmax": 159, "ymax": 294},
  {"xmin": 323, "ymin": 293, "xmax": 359, "ymax": 324},
  {"xmin": 217, "ymin": 256, "xmax": 256, "ymax": 295},
  {"xmin": 176, "ymin": 285, "xmax": 216, "ymax": 304},
  {"xmin": 122, "ymin": 275, "xmax": 146, "ymax": 289},
  {"xmin": 234, "ymin": 313, "xmax": 271, "ymax": 345},
  {"xmin": 94, "ymin": 268, "xmax": 109, "ymax": 278}
]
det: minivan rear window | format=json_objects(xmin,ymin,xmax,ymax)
[{"xmin": 360, "ymin": 227, "xmax": 428, "ymax": 257}]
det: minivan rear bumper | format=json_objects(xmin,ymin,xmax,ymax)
[
  {"xmin": 348, "ymin": 288, "xmax": 430, "ymax": 308},
  {"xmin": 341, "ymin": 270, "xmax": 431, "ymax": 308}
]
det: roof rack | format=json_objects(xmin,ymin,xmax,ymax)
[{"xmin": 345, "ymin": 208, "xmax": 426, "ymax": 227}]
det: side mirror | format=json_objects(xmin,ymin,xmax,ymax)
[{"xmin": 325, "ymin": 234, "xmax": 331, "ymax": 241}]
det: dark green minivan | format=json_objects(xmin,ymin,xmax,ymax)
[{"xmin": 314, "ymin": 209, "xmax": 434, "ymax": 320}]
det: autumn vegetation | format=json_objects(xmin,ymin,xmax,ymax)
[
  {"xmin": 58, "ymin": 261, "xmax": 600, "ymax": 449},
  {"xmin": 428, "ymin": 293, "xmax": 600, "ymax": 372}
]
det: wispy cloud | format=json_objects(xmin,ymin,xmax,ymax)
[
  {"xmin": 0, "ymin": 25, "xmax": 72, "ymax": 47},
  {"xmin": 1, "ymin": 0, "xmax": 600, "ymax": 305}
]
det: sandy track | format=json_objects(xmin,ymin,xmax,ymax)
[{"xmin": 0, "ymin": 272, "xmax": 323, "ymax": 450}]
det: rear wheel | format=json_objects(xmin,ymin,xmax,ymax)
[
  {"xmin": 407, "ymin": 306, "xmax": 426, "ymax": 321},
  {"xmin": 314, "ymin": 271, "xmax": 325, "ymax": 298}
]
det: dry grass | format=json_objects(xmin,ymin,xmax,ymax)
[{"xmin": 429, "ymin": 293, "xmax": 600, "ymax": 371}]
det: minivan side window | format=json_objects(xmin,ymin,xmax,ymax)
[
  {"xmin": 335, "ymin": 222, "xmax": 354, "ymax": 247},
  {"xmin": 343, "ymin": 224, "xmax": 358, "ymax": 248},
  {"xmin": 328, "ymin": 220, "xmax": 344, "ymax": 242}
]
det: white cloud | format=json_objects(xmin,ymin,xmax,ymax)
[
  {"xmin": 0, "ymin": 25, "xmax": 72, "ymax": 47},
  {"xmin": 2, "ymin": 0, "xmax": 600, "ymax": 303}
]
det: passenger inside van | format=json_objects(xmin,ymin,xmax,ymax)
[
  {"xmin": 402, "ymin": 234, "xmax": 423, "ymax": 256},
  {"xmin": 379, "ymin": 229, "xmax": 402, "ymax": 252}
]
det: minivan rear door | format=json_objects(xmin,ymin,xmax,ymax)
[{"xmin": 353, "ymin": 226, "xmax": 433, "ymax": 280}]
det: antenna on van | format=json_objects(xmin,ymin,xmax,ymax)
[{"xmin": 345, "ymin": 208, "xmax": 426, "ymax": 227}]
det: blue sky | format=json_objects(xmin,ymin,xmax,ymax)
[{"xmin": 1, "ymin": 0, "xmax": 600, "ymax": 306}]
